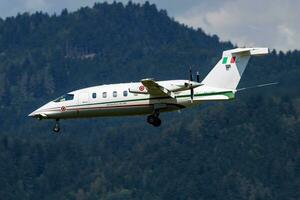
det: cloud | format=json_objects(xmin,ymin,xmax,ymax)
[
  {"xmin": 176, "ymin": 0, "xmax": 300, "ymax": 51},
  {"xmin": 24, "ymin": 0, "xmax": 47, "ymax": 11}
]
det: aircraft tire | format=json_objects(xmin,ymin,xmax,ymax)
[
  {"xmin": 53, "ymin": 126, "xmax": 60, "ymax": 133},
  {"xmin": 53, "ymin": 119, "xmax": 60, "ymax": 133},
  {"xmin": 147, "ymin": 115, "xmax": 156, "ymax": 124},
  {"xmin": 147, "ymin": 115, "xmax": 161, "ymax": 127},
  {"xmin": 152, "ymin": 118, "xmax": 161, "ymax": 127}
]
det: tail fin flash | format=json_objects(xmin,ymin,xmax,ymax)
[{"xmin": 202, "ymin": 47, "xmax": 269, "ymax": 90}]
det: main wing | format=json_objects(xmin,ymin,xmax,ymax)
[{"xmin": 141, "ymin": 79, "xmax": 176, "ymax": 98}]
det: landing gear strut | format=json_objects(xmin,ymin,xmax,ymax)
[
  {"xmin": 147, "ymin": 110, "xmax": 161, "ymax": 127},
  {"xmin": 53, "ymin": 119, "xmax": 60, "ymax": 133}
]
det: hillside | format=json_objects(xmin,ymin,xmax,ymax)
[{"xmin": 0, "ymin": 2, "xmax": 299, "ymax": 200}]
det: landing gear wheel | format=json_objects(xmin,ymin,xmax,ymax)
[
  {"xmin": 52, "ymin": 119, "xmax": 60, "ymax": 133},
  {"xmin": 152, "ymin": 118, "xmax": 161, "ymax": 127},
  {"xmin": 147, "ymin": 115, "xmax": 156, "ymax": 124},
  {"xmin": 147, "ymin": 115, "xmax": 162, "ymax": 127},
  {"xmin": 53, "ymin": 126, "xmax": 60, "ymax": 133}
]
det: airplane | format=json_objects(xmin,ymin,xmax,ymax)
[{"xmin": 29, "ymin": 47, "xmax": 269, "ymax": 133}]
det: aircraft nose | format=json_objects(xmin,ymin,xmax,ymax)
[
  {"xmin": 28, "ymin": 103, "xmax": 51, "ymax": 118},
  {"xmin": 28, "ymin": 108, "xmax": 43, "ymax": 118},
  {"xmin": 28, "ymin": 111, "xmax": 35, "ymax": 117}
]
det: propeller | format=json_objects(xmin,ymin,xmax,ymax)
[
  {"xmin": 182, "ymin": 67, "xmax": 202, "ymax": 102},
  {"xmin": 189, "ymin": 67, "xmax": 193, "ymax": 82},
  {"xmin": 189, "ymin": 67, "xmax": 194, "ymax": 102}
]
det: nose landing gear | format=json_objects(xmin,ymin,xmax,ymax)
[
  {"xmin": 53, "ymin": 119, "xmax": 60, "ymax": 133},
  {"xmin": 147, "ymin": 110, "xmax": 161, "ymax": 127}
]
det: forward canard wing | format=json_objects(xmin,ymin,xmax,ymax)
[{"xmin": 129, "ymin": 78, "xmax": 176, "ymax": 98}]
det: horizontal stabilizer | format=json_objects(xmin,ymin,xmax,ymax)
[
  {"xmin": 237, "ymin": 82, "xmax": 279, "ymax": 92},
  {"xmin": 225, "ymin": 47, "xmax": 269, "ymax": 56}
]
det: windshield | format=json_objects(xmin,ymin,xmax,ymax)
[{"xmin": 53, "ymin": 94, "xmax": 74, "ymax": 102}]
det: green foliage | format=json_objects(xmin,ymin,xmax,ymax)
[{"xmin": 0, "ymin": 2, "xmax": 299, "ymax": 200}]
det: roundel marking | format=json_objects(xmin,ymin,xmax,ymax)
[
  {"xmin": 139, "ymin": 85, "xmax": 145, "ymax": 91},
  {"xmin": 61, "ymin": 106, "xmax": 66, "ymax": 112}
]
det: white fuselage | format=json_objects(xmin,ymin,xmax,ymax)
[{"xmin": 29, "ymin": 80, "xmax": 235, "ymax": 120}]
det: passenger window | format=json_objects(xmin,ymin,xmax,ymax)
[
  {"xmin": 92, "ymin": 93, "xmax": 97, "ymax": 99},
  {"xmin": 102, "ymin": 92, "xmax": 107, "ymax": 98},
  {"xmin": 123, "ymin": 91, "xmax": 128, "ymax": 97},
  {"xmin": 113, "ymin": 91, "xmax": 117, "ymax": 97}
]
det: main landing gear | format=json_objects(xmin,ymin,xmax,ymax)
[
  {"xmin": 147, "ymin": 110, "xmax": 161, "ymax": 127},
  {"xmin": 53, "ymin": 119, "xmax": 60, "ymax": 133}
]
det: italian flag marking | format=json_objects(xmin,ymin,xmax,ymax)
[
  {"xmin": 230, "ymin": 56, "xmax": 236, "ymax": 63},
  {"xmin": 222, "ymin": 57, "xmax": 228, "ymax": 64},
  {"xmin": 222, "ymin": 56, "xmax": 236, "ymax": 64}
]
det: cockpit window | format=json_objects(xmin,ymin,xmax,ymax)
[{"xmin": 53, "ymin": 94, "xmax": 74, "ymax": 102}]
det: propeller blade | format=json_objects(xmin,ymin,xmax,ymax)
[
  {"xmin": 189, "ymin": 67, "xmax": 193, "ymax": 81},
  {"xmin": 196, "ymin": 71, "xmax": 200, "ymax": 83},
  {"xmin": 191, "ymin": 88, "xmax": 194, "ymax": 102}
]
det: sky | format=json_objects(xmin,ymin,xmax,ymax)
[{"xmin": 0, "ymin": 0, "xmax": 299, "ymax": 52}]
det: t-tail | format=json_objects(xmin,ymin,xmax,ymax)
[{"xmin": 201, "ymin": 47, "xmax": 269, "ymax": 90}]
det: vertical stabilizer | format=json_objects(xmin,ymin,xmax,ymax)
[{"xmin": 201, "ymin": 47, "xmax": 269, "ymax": 90}]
